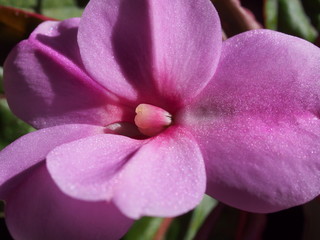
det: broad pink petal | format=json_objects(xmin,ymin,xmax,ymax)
[
  {"xmin": 47, "ymin": 127, "xmax": 206, "ymax": 218},
  {"xmin": 5, "ymin": 163, "xmax": 133, "ymax": 240},
  {"xmin": 0, "ymin": 124, "xmax": 104, "ymax": 198},
  {"xmin": 78, "ymin": 0, "xmax": 221, "ymax": 105},
  {"xmin": 47, "ymin": 134, "xmax": 143, "ymax": 201},
  {"xmin": 148, "ymin": 0, "xmax": 221, "ymax": 104},
  {"xmin": 179, "ymin": 30, "xmax": 320, "ymax": 212},
  {"xmin": 113, "ymin": 127, "xmax": 206, "ymax": 218},
  {"xmin": 4, "ymin": 19, "xmax": 132, "ymax": 129}
]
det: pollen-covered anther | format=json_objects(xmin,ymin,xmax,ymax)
[{"xmin": 134, "ymin": 103, "xmax": 172, "ymax": 137}]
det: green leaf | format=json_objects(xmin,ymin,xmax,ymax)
[
  {"xmin": 43, "ymin": 7, "xmax": 83, "ymax": 20},
  {"xmin": 302, "ymin": 0, "xmax": 320, "ymax": 31},
  {"xmin": 0, "ymin": 99, "xmax": 35, "ymax": 150},
  {"xmin": 184, "ymin": 195, "xmax": 217, "ymax": 240},
  {"xmin": 1, "ymin": 0, "xmax": 85, "ymax": 20},
  {"xmin": 0, "ymin": 0, "xmax": 37, "ymax": 9},
  {"xmin": 123, "ymin": 217, "xmax": 163, "ymax": 240},
  {"xmin": 265, "ymin": 0, "xmax": 318, "ymax": 42},
  {"xmin": 264, "ymin": 0, "xmax": 278, "ymax": 30},
  {"xmin": 278, "ymin": 0, "xmax": 318, "ymax": 41},
  {"xmin": 1, "ymin": 0, "xmax": 80, "ymax": 9}
]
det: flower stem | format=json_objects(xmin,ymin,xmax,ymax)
[{"xmin": 153, "ymin": 218, "xmax": 174, "ymax": 240}]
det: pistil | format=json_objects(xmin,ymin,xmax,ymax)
[{"xmin": 134, "ymin": 104, "xmax": 172, "ymax": 137}]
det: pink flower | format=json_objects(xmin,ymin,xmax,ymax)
[{"xmin": 1, "ymin": 0, "xmax": 320, "ymax": 239}]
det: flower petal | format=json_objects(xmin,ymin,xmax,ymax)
[
  {"xmin": 113, "ymin": 127, "xmax": 206, "ymax": 218},
  {"xmin": 180, "ymin": 30, "xmax": 320, "ymax": 212},
  {"xmin": 5, "ymin": 163, "xmax": 133, "ymax": 240},
  {"xmin": 196, "ymin": 116, "xmax": 320, "ymax": 213},
  {"xmin": 0, "ymin": 124, "xmax": 104, "ymax": 198},
  {"xmin": 47, "ymin": 134, "xmax": 143, "ymax": 202},
  {"xmin": 4, "ymin": 18, "xmax": 132, "ymax": 129},
  {"xmin": 148, "ymin": 0, "xmax": 222, "ymax": 104},
  {"xmin": 78, "ymin": 0, "xmax": 221, "ymax": 104},
  {"xmin": 47, "ymin": 127, "xmax": 206, "ymax": 218}
]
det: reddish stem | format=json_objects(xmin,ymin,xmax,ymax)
[
  {"xmin": 212, "ymin": 0, "xmax": 262, "ymax": 37},
  {"xmin": 153, "ymin": 218, "xmax": 174, "ymax": 240}
]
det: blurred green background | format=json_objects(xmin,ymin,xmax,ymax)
[{"xmin": 0, "ymin": 0, "xmax": 85, "ymax": 19}]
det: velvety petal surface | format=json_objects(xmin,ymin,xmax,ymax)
[
  {"xmin": 179, "ymin": 30, "xmax": 320, "ymax": 212},
  {"xmin": 47, "ymin": 127, "xmax": 206, "ymax": 218},
  {"xmin": 78, "ymin": 0, "xmax": 221, "ymax": 105},
  {"xmin": 47, "ymin": 134, "xmax": 143, "ymax": 201},
  {"xmin": 5, "ymin": 163, "xmax": 133, "ymax": 240},
  {"xmin": 148, "ymin": 0, "xmax": 221, "ymax": 104},
  {"xmin": 4, "ymin": 18, "xmax": 132, "ymax": 129},
  {"xmin": 0, "ymin": 124, "xmax": 104, "ymax": 198},
  {"xmin": 113, "ymin": 127, "xmax": 206, "ymax": 218}
]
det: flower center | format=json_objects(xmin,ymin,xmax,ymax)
[{"xmin": 134, "ymin": 103, "xmax": 172, "ymax": 137}]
